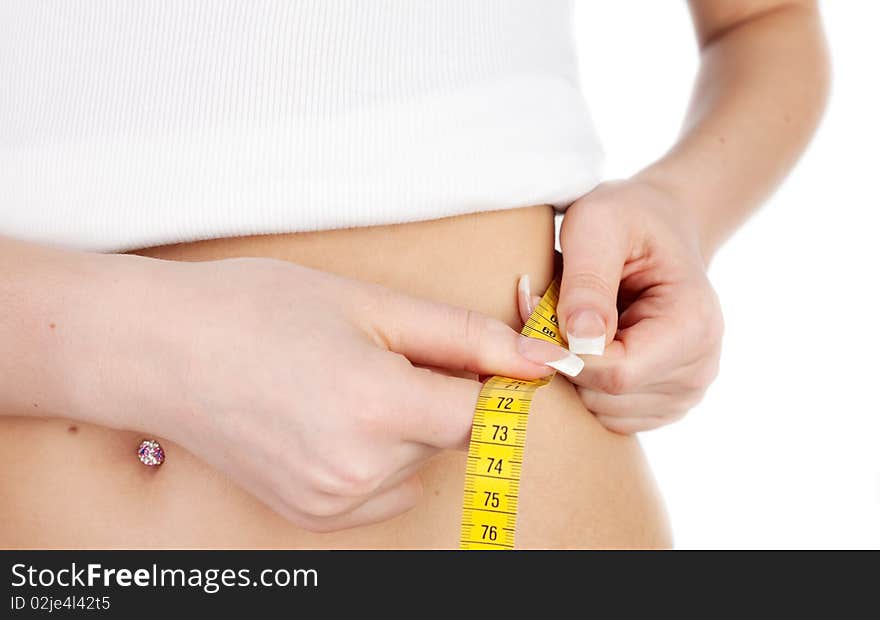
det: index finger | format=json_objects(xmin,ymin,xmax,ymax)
[{"xmin": 392, "ymin": 366, "xmax": 482, "ymax": 449}]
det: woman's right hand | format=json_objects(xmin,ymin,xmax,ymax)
[{"xmin": 76, "ymin": 255, "xmax": 573, "ymax": 532}]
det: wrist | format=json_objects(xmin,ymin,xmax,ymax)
[
  {"xmin": 59, "ymin": 251, "xmax": 172, "ymax": 432},
  {"xmin": 632, "ymin": 165, "xmax": 723, "ymax": 263},
  {"xmin": 0, "ymin": 245, "xmax": 140, "ymax": 426}
]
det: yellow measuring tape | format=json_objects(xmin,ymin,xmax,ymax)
[{"xmin": 460, "ymin": 278, "xmax": 564, "ymax": 550}]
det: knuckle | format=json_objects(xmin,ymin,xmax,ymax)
[
  {"xmin": 682, "ymin": 356, "xmax": 721, "ymax": 394},
  {"xmin": 461, "ymin": 308, "xmax": 487, "ymax": 348},
  {"xmin": 666, "ymin": 379, "xmax": 709, "ymax": 413},
  {"xmin": 284, "ymin": 482, "xmax": 356, "ymax": 520},
  {"xmin": 601, "ymin": 365, "xmax": 631, "ymax": 395},
  {"xmin": 291, "ymin": 492, "xmax": 337, "ymax": 519},
  {"xmin": 327, "ymin": 460, "xmax": 383, "ymax": 498},
  {"xmin": 564, "ymin": 271, "xmax": 616, "ymax": 301},
  {"xmin": 305, "ymin": 496, "xmax": 352, "ymax": 519},
  {"xmin": 298, "ymin": 453, "xmax": 381, "ymax": 499},
  {"xmin": 351, "ymin": 396, "xmax": 392, "ymax": 434},
  {"xmin": 454, "ymin": 307, "xmax": 492, "ymax": 373},
  {"xmin": 273, "ymin": 504, "xmax": 323, "ymax": 531},
  {"xmin": 596, "ymin": 414, "xmax": 639, "ymax": 435},
  {"xmin": 383, "ymin": 349, "xmax": 414, "ymax": 371},
  {"xmin": 296, "ymin": 460, "xmax": 336, "ymax": 494},
  {"xmin": 681, "ymin": 368, "xmax": 709, "ymax": 393},
  {"xmin": 680, "ymin": 376, "xmax": 706, "ymax": 395},
  {"xmin": 277, "ymin": 486, "xmax": 316, "ymax": 516}
]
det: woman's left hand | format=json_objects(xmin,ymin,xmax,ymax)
[{"xmin": 518, "ymin": 178, "xmax": 724, "ymax": 434}]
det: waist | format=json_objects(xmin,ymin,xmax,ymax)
[
  {"xmin": 0, "ymin": 206, "xmax": 670, "ymax": 549},
  {"xmin": 131, "ymin": 204, "xmax": 557, "ymax": 323}
]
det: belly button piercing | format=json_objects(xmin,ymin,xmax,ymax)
[{"xmin": 137, "ymin": 439, "xmax": 165, "ymax": 467}]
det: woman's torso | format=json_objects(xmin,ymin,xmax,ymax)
[
  {"xmin": 0, "ymin": 206, "xmax": 670, "ymax": 548},
  {"xmin": 0, "ymin": 2, "xmax": 661, "ymax": 548}
]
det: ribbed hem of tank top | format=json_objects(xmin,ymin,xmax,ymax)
[{"xmin": 0, "ymin": 75, "xmax": 604, "ymax": 253}]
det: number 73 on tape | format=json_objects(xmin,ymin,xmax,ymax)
[{"xmin": 459, "ymin": 278, "xmax": 564, "ymax": 550}]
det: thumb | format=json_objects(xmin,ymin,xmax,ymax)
[
  {"xmin": 371, "ymin": 287, "xmax": 580, "ymax": 379},
  {"xmin": 558, "ymin": 207, "xmax": 629, "ymax": 356}
]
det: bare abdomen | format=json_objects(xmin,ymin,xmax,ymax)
[{"xmin": 0, "ymin": 206, "xmax": 670, "ymax": 549}]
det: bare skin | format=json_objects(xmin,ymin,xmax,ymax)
[
  {"xmin": 554, "ymin": 0, "xmax": 829, "ymax": 432},
  {"xmin": 0, "ymin": 206, "xmax": 669, "ymax": 548},
  {"xmin": 0, "ymin": 1, "xmax": 828, "ymax": 547}
]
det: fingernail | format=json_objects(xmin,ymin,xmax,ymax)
[
  {"xmin": 517, "ymin": 274, "xmax": 534, "ymax": 317},
  {"xmin": 517, "ymin": 336, "xmax": 585, "ymax": 377},
  {"xmin": 566, "ymin": 309, "xmax": 606, "ymax": 355},
  {"xmin": 545, "ymin": 354, "xmax": 585, "ymax": 378}
]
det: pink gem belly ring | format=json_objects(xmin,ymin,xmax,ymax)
[{"xmin": 137, "ymin": 439, "xmax": 165, "ymax": 466}]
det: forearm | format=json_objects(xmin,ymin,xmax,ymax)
[
  {"xmin": 636, "ymin": 1, "xmax": 830, "ymax": 259},
  {"xmin": 0, "ymin": 237, "xmax": 149, "ymax": 425}
]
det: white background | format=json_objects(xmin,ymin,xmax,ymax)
[{"xmin": 572, "ymin": 1, "xmax": 879, "ymax": 548}]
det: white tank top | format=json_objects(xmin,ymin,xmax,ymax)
[{"xmin": 0, "ymin": 0, "xmax": 603, "ymax": 252}]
